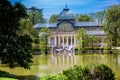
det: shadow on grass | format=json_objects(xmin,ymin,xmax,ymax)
[{"xmin": 18, "ymin": 75, "xmax": 40, "ymax": 80}]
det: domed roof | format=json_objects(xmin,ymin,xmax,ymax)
[{"xmin": 58, "ymin": 6, "xmax": 75, "ymax": 20}]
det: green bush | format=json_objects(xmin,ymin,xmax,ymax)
[
  {"xmin": 63, "ymin": 65, "xmax": 92, "ymax": 80},
  {"xmin": 90, "ymin": 64, "xmax": 115, "ymax": 80},
  {"xmin": 0, "ymin": 70, "xmax": 18, "ymax": 79},
  {"xmin": 63, "ymin": 64, "xmax": 115, "ymax": 80},
  {"xmin": 41, "ymin": 64, "xmax": 115, "ymax": 80}
]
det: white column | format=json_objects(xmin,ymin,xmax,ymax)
[
  {"xmin": 63, "ymin": 36, "xmax": 64, "ymax": 46},
  {"xmin": 74, "ymin": 36, "xmax": 76, "ymax": 46},
  {"xmin": 59, "ymin": 36, "xmax": 61, "ymax": 45},
  {"xmin": 58, "ymin": 36, "xmax": 59, "ymax": 46},
  {"xmin": 54, "ymin": 36, "xmax": 56, "ymax": 46},
  {"xmin": 71, "ymin": 36, "xmax": 72, "ymax": 46},
  {"xmin": 67, "ymin": 36, "xmax": 68, "ymax": 46}
]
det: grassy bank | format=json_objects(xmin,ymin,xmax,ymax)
[{"xmin": 0, "ymin": 77, "xmax": 18, "ymax": 80}]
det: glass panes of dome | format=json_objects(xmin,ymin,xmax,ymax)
[{"xmin": 58, "ymin": 22, "xmax": 74, "ymax": 32}]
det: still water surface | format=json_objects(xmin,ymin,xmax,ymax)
[{"xmin": 0, "ymin": 53, "xmax": 120, "ymax": 80}]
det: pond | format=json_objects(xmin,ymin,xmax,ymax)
[{"xmin": 0, "ymin": 53, "xmax": 120, "ymax": 80}]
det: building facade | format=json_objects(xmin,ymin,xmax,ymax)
[{"xmin": 34, "ymin": 6, "xmax": 106, "ymax": 48}]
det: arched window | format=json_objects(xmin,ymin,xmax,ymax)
[
  {"xmin": 58, "ymin": 22, "xmax": 74, "ymax": 32},
  {"xmin": 50, "ymin": 37, "xmax": 54, "ymax": 45}
]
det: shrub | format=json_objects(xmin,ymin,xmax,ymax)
[
  {"xmin": 41, "ymin": 64, "xmax": 115, "ymax": 80},
  {"xmin": 40, "ymin": 74, "xmax": 68, "ymax": 80},
  {"xmin": 63, "ymin": 64, "xmax": 115, "ymax": 80},
  {"xmin": 90, "ymin": 64, "xmax": 115, "ymax": 80},
  {"xmin": 63, "ymin": 65, "xmax": 92, "ymax": 80},
  {"xmin": 0, "ymin": 70, "xmax": 18, "ymax": 79}
]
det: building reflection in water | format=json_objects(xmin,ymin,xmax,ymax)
[{"xmin": 51, "ymin": 54, "xmax": 77, "ymax": 66}]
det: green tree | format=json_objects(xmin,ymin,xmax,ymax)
[
  {"xmin": 27, "ymin": 7, "xmax": 46, "ymax": 25},
  {"xmin": 20, "ymin": 19, "xmax": 39, "ymax": 38},
  {"xmin": 0, "ymin": 0, "xmax": 33, "ymax": 69},
  {"xmin": 63, "ymin": 64, "xmax": 115, "ymax": 80},
  {"xmin": 89, "ymin": 10, "xmax": 106, "ymax": 24},
  {"xmin": 78, "ymin": 14, "xmax": 93, "ymax": 22},
  {"xmin": 88, "ymin": 36, "xmax": 99, "ymax": 52},
  {"xmin": 40, "ymin": 27, "xmax": 51, "ymax": 54},
  {"xmin": 77, "ymin": 28, "xmax": 88, "ymax": 52},
  {"xmin": 49, "ymin": 14, "xmax": 58, "ymax": 23},
  {"xmin": 96, "ymin": 10, "xmax": 106, "ymax": 24},
  {"xmin": 105, "ymin": 4, "xmax": 120, "ymax": 46},
  {"xmin": 20, "ymin": 19, "xmax": 39, "ymax": 50}
]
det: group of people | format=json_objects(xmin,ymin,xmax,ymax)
[{"xmin": 53, "ymin": 45, "xmax": 75, "ymax": 55}]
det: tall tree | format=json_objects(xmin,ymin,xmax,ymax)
[
  {"xmin": 49, "ymin": 14, "xmax": 58, "ymax": 23},
  {"xmin": 77, "ymin": 28, "xmax": 88, "ymax": 52},
  {"xmin": 20, "ymin": 19, "xmax": 39, "ymax": 38},
  {"xmin": 20, "ymin": 19, "xmax": 39, "ymax": 45},
  {"xmin": 89, "ymin": 10, "xmax": 106, "ymax": 24},
  {"xmin": 0, "ymin": 0, "xmax": 33, "ymax": 69},
  {"xmin": 105, "ymin": 4, "xmax": 120, "ymax": 46},
  {"xmin": 78, "ymin": 14, "xmax": 93, "ymax": 22},
  {"xmin": 40, "ymin": 27, "xmax": 51, "ymax": 54},
  {"xmin": 96, "ymin": 10, "xmax": 106, "ymax": 24},
  {"xmin": 27, "ymin": 7, "xmax": 46, "ymax": 25}
]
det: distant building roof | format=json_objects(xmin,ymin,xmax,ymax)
[
  {"xmin": 87, "ymin": 30, "xmax": 106, "ymax": 36},
  {"xmin": 34, "ymin": 22, "xmax": 102, "ymax": 28},
  {"xmin": 75, "ymin": 22, "xmax": 102, "ymax": 27},
  {"xmin": 34, "ymin": 23, "xmax": 57, "ymax": 28}
]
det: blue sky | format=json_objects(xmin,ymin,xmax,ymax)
[{"xmin": 11, "ymin": 0, "xmax": 120, "ymax": 19}]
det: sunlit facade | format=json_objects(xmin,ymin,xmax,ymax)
[{"xmin": 34, "ymin": 7, "xmax": 106, "ymax": 48}]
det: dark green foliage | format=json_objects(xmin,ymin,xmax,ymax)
[
  {"xmin": 77, "ymin": 28, "xmax": 88, "ymax": 52},
  {"xmin": 105, "ymin": 4, "xmax": 120, "ymax": 46},
  {"xmin": 0, "ymin": 0, "xmax": 33, "ymax": 69},
  {"xmin": 63, "ymin": 65, "xmax": 92, "ymax": 80},
  {"xmin": 91, "ymin": 64, "xmax": 115, "ymax": 80},
  {"xmin": 0, "ymin": 70, "xmax": 18, "ymax": 79},
  {"xmin": 41, "ymin": 64, "xmax": 115, "ymax": 80},
  {"xmin": 40, "ymin": 27, "xmax": 51, "ymax": 54},
  {"xmin": 63, "ymin": 64, "xmax": 115, "ymax": 80}
]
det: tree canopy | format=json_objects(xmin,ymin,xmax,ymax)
[
  {"xmin": 77, "ymin": 28, "xmax": 88, "ymax": 52},
  {"xmin": 78, "ymin": 14, "xmax": 93, "ymax": 22},
  {"xmin": 27, "ymin": 7, "xmax": 46, "ymax": 25},
  {"xmin": 0, "ymin": 0, "xmax": 33, "ymax": 69},
  {"xmin": 49, "ymin": 14, "xmax": 58, "ymax": 23},
  {"xmin": 89, "ymin": 10, "xmax": 106, "ymax": 24},
  {"xmin": 20, "ymin": 19, "xmax": 39, "ymax": 38},
  {"xmin": 105, "ymin": 4, "xmax": 120, "ymax": 46},
  {"xmin": 39, "ymin": 27, "xmax": 51, "ymax": 54}
]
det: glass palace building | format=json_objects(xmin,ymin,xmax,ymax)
[{"xmin": 34, "ymin": 6, "xmax": 106, "ymax": 48}]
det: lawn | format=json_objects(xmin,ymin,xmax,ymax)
[{"xmin": 0, "ymin": 77, "xmax": 18, "ymax": 80}]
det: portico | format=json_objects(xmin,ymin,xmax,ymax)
[{"xmin": 49, "ymin": 32, "xmax": 77, "ymax": 47}]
